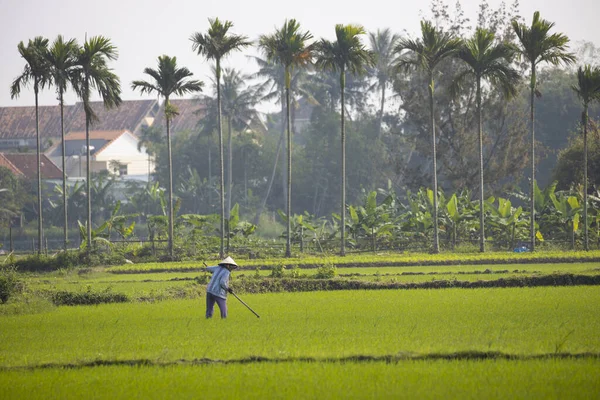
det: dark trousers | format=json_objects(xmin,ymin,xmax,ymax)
[{"xmin": 206, "ymin": 292, "xmax": 228, "ymax": 319}]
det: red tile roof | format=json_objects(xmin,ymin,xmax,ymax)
[
  {"xmin": 0, "ymin": 153, "xmax": 24, "ymax": 176},
  {"xmin": 0, "ymin": 99, "xmax": 158, "ymax": 141},
  {"xmin": 64, "ymin": 130, "xmax": 127, "ymax": 141},
  {"xmin": 0, "ymin": 153, "xmax": 63, "ymax": 179},
  {"xmin": 0, "ymin": 105, "xmax": 62, "ymax": 140},
  {"xmin": 153, "ymin": 99, "xmax": 207, "ymax": 134},
  {"xmin": 66, "ymin": 100, "xmax": 158, "ymax": 134}
]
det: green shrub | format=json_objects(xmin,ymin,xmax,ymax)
[
  {"xmin": 288, "ymin": 265, "xmax": 301, "ymax": 279},
  {"xmin": 0, "ymin": 266, "xmax": 24, "ymax": 303},
  {"xmin": 270, "ymin": 263, "xmax": 286, "ymax": 278},
  {"xmin": 195, "ymin": 273, "xmax": 210, "ymax": 285},
  {"xmin": 50, "ymin": 288, "xmax": 129, "ymax": 306},
  {"xmin": 315, "ymin": 263, "xmax": 337, "ymax": 279}
]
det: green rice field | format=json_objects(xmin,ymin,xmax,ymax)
[{"xmin": 2, "ymin": 257, "xmax": 600, "ymax": 398}]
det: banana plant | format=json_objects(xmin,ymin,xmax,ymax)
[
  {"xmin": 77, "ymin": 220, "xmax": 111, "ymax": 250},
  {"xmin": 549, "ymin": 192, "xmax": 581, "ymax": 249},
  {"xmin": 485, "ymin": 197, "xmax": 528, "ymax": 250},
  {"xmin": 341, "ymin": 191, "xmax": 395, "ymax": 251}
]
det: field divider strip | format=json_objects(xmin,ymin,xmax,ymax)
[{"xmin": 2, "ymin": 352, "xmax": 600, "ymax": 372}]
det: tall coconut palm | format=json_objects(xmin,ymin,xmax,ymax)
[
  {"xmin": 200, "ymin": 67, "xmax": 262, "ymax": 250},
  {"xmin": 451, "ymin": 28, "xmax": 520, "ymax": 253},
  {"xmin": 394, "ymin": 20, "xmax": 461, "ymax": 253},
  {"xmin": 368, "ymin": 28, "xmax": 401, "ymax": 138},
  {"xmin": 250, "ymin": 55, "xmax": 312, "ymax": 226},
  {"xmin": 45, "ymin": 35, "xmax": 79, "ymax": 251},
  {"xmin": 132, "ymin": 55, "xmax": 203, "ymax": 258},
  {"xmin": 572, "ymin": 65, "xmax": 600, "ymax": 251},
  {"xmin": 190, "ymin": 18, "xmax": 251, "ymax": 258},
  {"xmin": 10, "ymin": 36, "xmax": 51, "ymax": 254},
  {"xmin": 72, "ymin": 36, "xmax": 122, "ymax": 252},
  {"xmin": 258, "ymin": 19, "xmax": 314, "ymax": 257},
  {"xmin": 315, "ymin": 24, "xmax": 375, "ymax": 256},
  {"xmin": 512, "ymin": 11, "xmax": 575, "ymax": 251}
]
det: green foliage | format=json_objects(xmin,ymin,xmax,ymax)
[
  {"xmin": 0, "ymin": 266, "xmax": 24, "ymax": 303},
  {"xmin": 50, "ymin": 288, "xmax": 129, "ymax": 306},
  {"xmin": 270, "ymin": 263, "xmax": 286, "ymax": 278},
  {"xmin": 315, "ymin": 262, "xmax": 337, "ymax": 279}
]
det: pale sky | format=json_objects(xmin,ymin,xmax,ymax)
[{"xmin": 1, "ymin": 0, "xmax": 598, "ymax": 108}]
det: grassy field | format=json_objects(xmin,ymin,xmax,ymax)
[
  {"xmin": 1, "ymin": 287, "xmax": 599, "ymax": 366},
  {"xmin": 19, "ymin": 261, "xmax": 600, "ymax": 298},
  {"xmin": 2, "ymin": 256, "xmax": 600, "ymax": 398},
  {"xmin": 104, "ymin": 250, "xmax": 600, "ymax": 273},
  {"xmin": 1, "ymin": 359, "xmax": 599, "ymax": 399}
]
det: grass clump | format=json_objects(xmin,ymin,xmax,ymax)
[
  {"xmin": 0, "ymin": 266, "xmax": 24, "ymax": 303},
  {"xmin": 50, "ymin": 287, "xmax": 129, "ymax": 306},
  {"xmin": 315, "ymin": 262, "xmax": 337, "ymax": 279}
]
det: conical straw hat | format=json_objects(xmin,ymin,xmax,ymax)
[{"xmin": 219, "ymin": 256, "xmax": 238, "ymax": 267}]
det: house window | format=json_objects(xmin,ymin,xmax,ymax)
[{"xmin": 119, "ymin": 165, "xmax": 128, "ymax": 176}]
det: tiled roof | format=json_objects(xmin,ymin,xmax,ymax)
[
  {"xmin": 0, "ymin": 105, "xmax": 62, "ymax": 140},
  {"xmin": 153, "ymin": 99, "xmax": 207, "ymax": 134},
  {"xmin": 0, "ymin": 100, "xmax": 158, "ymax": 141},
  {"xmin": 0, "ymin": 153, "xmax": 24, "ymax": 176},
  {"xmin": 66, "ymin": 100, "xmax": 158, "ymax": 134},
  {"xmin": 46, "ymin": 130, "xmax": 130, "ymax": 157},
  {"xmin": 0, "ymin": 153, "xmax": 63, "ymax": 179},
  {"xmin": 64, "ymin": 130, "xmax": 127, "ymax": 141}
]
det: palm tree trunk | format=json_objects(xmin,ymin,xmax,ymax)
[
  {"xmin": 226, "ymin": 116, "xmax": 232, "ymax": 253},
  {"xmin": 285, "ymin": 76, "xmax": 292, "ymax": 258},
  {"xmin": 340, "ymin": 70, "xmax": 346, "ymax": 256},
  {"xmin": 529, "ymin": 66, "xmax": 536, "ymax": 252},
  {"xmin": 227, "ymin": 117, "xmax": 233, "ymax": 218},
  {"xmin": 60, "ymin": 90, "xmax": 68, "ymax": 251},
  {"xmin": 85, "ymin": 93, "xmax": 92, "ymax": 253},
  {"xmin": 253, "ymin": 119, "xmax": 284, "ymax": 225},
  {"xmin": 216, "ymin": 60, "xmax": 225, "ymax": 258},
  {"xmin": 377, "ymin": 81, "xmax": 386, "ymax": 139},
  {"xmin": 477, "ymin": 77, "xmax": 485, "ymax": 253},
  {"xmin": 583, "ymin": 103, "xmax": 589, "ymax": 251},
  {"xmin": 166, "ymin": 97, "xmax": 174, "ymax": 259},
  {"xmin": 34, "ymin": 85, "xmax": 43, "ymax": 254},
  {"xmin": 429, "ymin": 74, "xmax": 440, "ymax": 253}
]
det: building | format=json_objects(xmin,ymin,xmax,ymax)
[
  {"xmin": 45, "ymin": 130, "xmax": 154, "ymax": 180},
  {"xmin": 0, "ymin": 99, "xmax": 159, "ymax": 151},
  {"xmin": 0, "ymin": 152, "xmax": 63, "ymax": 180}
]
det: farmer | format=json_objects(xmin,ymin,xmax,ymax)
[{"xmin": 205, "ymin": 256, "xmax": 238, "ymax": 319}]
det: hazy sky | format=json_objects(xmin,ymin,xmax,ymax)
[{"xmin": 1, "ymin": 0, "xmax": 598, "ymax": 108}]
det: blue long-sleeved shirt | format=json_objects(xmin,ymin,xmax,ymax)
[{"xmin": 206, "ymin": 266, "xmax": 230, "ymax": 299}]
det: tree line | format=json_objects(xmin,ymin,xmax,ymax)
[{"xmin": 6, "ymin": 0, "xmax": 600, "ymax": 258}]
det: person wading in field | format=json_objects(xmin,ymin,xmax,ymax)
[{"xmin": 205, "ymin": 256, "xmax": 238, "ymax": 319}]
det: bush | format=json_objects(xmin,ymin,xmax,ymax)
[
  {"xmin": 50, "ymin": 288, "xmax": 129, "ymax": 306},
  {"xmin": 270, "ymin": 263, "xmax": 286, "ymax": 278},
  {"xmin": 288, "ymin": 265, "xmax": 301, "ymax": 279},
  {"xmin": 315, "ymin": 263, "xmax": 337, "ymax": 279},
  {"xmin": 0, "ymin": 266, "xmax": 24, "ymax": 303}
]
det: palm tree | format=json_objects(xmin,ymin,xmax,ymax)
[
  {"xmin": 72, "ymin": 36, "xmax": 122, "ymax": 253},
  {"xmin": 45, "ymin": 35, "xmax": 79, "ymax": 251},
  {"xmin": 132, "ymin": 55, "xmax": 203, "ymax": 258},
  {"xmin": 259, "ymin": 19, "xmax": 314, "ymax": 257},
  {"xmin": 451, "ymin": 28, "xmax": 520, "ymax": 253},
  {"xmin": 394, "ymin": 20, "xmax": 461, "ymax": 253},
  {"xmin": 201, "ymin": 67, "xmax": 262, "ymax": 250},
  {"xmin": 10, "ymin": 36, "xmax": 51, "ymax": 254},
  {"xmin": 512, "ymin": 11, "xmax": 575, "ymax": 251},
  {"xmin": 368, "ymin": 28, "xmax": 401, "ymax": 138},
  {"xmin": 315, "ymin": 24, "xmax": 375, "ymax": 256},
  {"xmin": 572, "ymin": 65, "xmax": 600, "ymax": 251},
  {"xmin": 190, "ymin": 18, "xmax": 251, "ymax": 258},
  {"xmin": 250, "ymin": 55, "xmax": 312, "ymax": 226}
]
